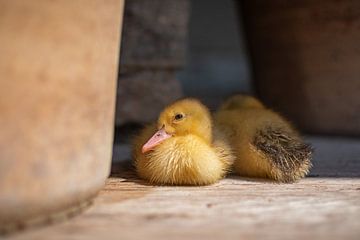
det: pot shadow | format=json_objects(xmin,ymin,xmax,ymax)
[{"xmin": 110, "ymin": 161, "xmax": 154, "ymax": 186}]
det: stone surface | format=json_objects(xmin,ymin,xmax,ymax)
[
  {"xmin": 116, "ymin": 69, "xmax": 183, "ymax": 125},
  {"xmin": 120, "ymin": 0, "xmax": 189, "ymax": 66},
  {"xmin": 0, "ymin": 0, "xmax": 124, "ymax": 230},
  {"xmin": 307, "ymin": 136, "xmax": 360, "ymax": 177},
  {"xmin": 242, "ymin": 0, "xmax": 360, "ymax": 136},
  {"xmin": 115, "ymin": 0, "xmax": 189, "ymax": 125}
]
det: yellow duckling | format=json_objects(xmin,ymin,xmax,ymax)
[
  {"xmin": 133, "ymin": 99, "xmax": 234, "ymax": 185},
  {"xmin": 214, "ymin": 94, "xmax": 312, "ymax": 182}
]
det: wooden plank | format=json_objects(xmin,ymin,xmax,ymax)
[{"xmin": 8, "ymin": 169, "xmax": 360, "ymax": 240}]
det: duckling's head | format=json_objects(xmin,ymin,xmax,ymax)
[
  {"xmin": 142, "ymin": 99, "xmax": 212, "ymax": 153},
  {"xmin": 220, "ymin": 94, "xmax": 265, "ymax": 110}
]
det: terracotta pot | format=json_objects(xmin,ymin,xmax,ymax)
[
  {"xmin": 0, "ymin": 0, "xmax": 124, "ymax": 230},
  {"xmin": 242, "ymin": 0, "xmax": 360, "ymax": 136}
]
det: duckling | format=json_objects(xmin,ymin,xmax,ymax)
[
  {"xmin": 214, "ymin": 94, "xmax": 313, "ymax": 182},
  {"xmin": 133, "ymin": 99, "xmax": 234, "ymax": 185}
]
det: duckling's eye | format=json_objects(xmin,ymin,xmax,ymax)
[{"xmin": 174, "ymin": 113, "xmax": 184, "ymax": 121}]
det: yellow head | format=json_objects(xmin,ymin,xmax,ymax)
[
  {"xmin": 220, "ymin": 94, "xmax": 265, "ymax": 110},
  {"xmin": 142, "ymin": 99, "xmax": 212, "ymax": 153}
]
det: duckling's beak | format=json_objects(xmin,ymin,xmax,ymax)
[{"xmin": 142, "ymin": 128, "xmax": 172, "ymax": 153}]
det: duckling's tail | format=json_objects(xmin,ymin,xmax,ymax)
[{"xmin": 253, "ymin": 126, "xmax": 313, "ymax": 182}]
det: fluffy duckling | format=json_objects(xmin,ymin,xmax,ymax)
[
  {"xmin": 133, "ymin": 99, "xmax": 234, "ymax": 185},
  {"xmin": 214, "ymin": 94, "xmax": 312, "ymax": 182}
]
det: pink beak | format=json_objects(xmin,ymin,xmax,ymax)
[{"xmin": 142, "ymin": 128, "xmax": 172, "ymax": 153}]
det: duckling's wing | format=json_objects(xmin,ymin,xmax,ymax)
[{"xmin": 253, "ymin": 126, "xmax": 313, "ymax": 182}]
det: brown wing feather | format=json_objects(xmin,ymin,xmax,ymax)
[{"xmin": 253, "ymin": 127, "xmax": 313, "ymax": 182}]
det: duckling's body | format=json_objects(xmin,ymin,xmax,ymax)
[
  {"xmin": 215, "ymin": 95, "xmax": 312, "ymax": 182},
  {"xmin": 133, "ymin": 99, "xmax": 234, "ymax": 185}
]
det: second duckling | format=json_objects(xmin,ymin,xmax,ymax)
[{"xmin": 215, "ymin": 95, "xmax": 313, "ymax": 182}]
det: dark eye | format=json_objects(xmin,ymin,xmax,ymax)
[{"xmin": 174, "ymin": 113, "xmax": 184, "ymax": 120}]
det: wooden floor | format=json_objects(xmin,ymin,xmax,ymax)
[{"xmin": 7, "ymin": 136, "xmax": 360, "ymax": 240}]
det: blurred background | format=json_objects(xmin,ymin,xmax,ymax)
[{"xmin": 115, "ymin": 0, "xmax": 250, "ymax": 127}]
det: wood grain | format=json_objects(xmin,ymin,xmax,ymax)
[{"xmin": 8, "ymin": 169, "xmax": 360, "ymax": 240}]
